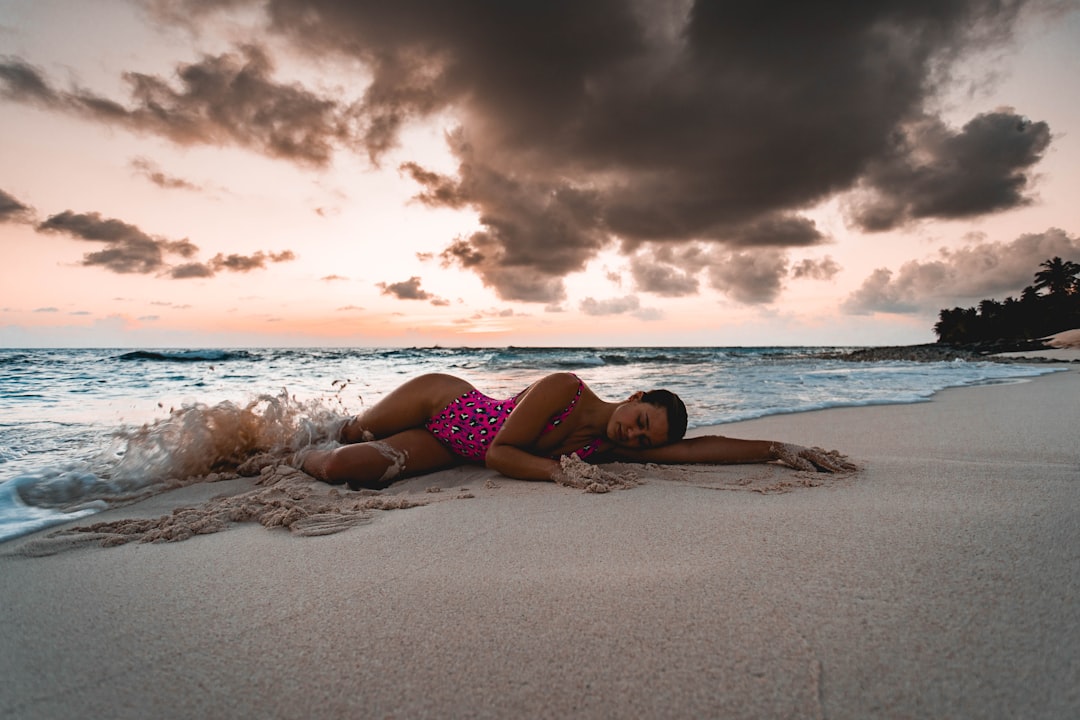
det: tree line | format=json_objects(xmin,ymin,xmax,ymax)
[{"xmin": 934, "ymin": 257, "xmax": 1080, "ymax": 345}]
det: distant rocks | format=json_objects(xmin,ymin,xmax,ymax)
[
  {"xmin": 951, "ymin": 337, "xmax": 1054, "ymax": 355},
  {"xmin": 823, "ymin": 344, "xmax": 981, "ymax": 362},
  {"xmin": 825, "ymin": 338, "xmax": 1057, "ymax": 363}
]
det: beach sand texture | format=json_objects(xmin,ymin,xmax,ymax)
[{"xmin": 1, "ymin": 368, "xmax": 1078, "ymax": 719}]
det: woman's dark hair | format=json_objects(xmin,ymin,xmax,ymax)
[{"xmin": 641, "ymin": 389, "xmax": 688, "ymax": 444}]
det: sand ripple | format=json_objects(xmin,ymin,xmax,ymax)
[{"xmin": 35, "ymin": 464, "xmax": 427, "ymax": 551}]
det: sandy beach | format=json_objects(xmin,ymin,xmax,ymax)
[
  {"xmin": 2, "ymin": 367, "xmax": 1078, "ymax": 719},
  {"xmin": 993, "ymin": 328, "xmax": 1080, "ymax": 362}
]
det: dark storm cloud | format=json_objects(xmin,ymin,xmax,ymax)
[
  {"xmin": 54, "ymin": 1, "xmax": 1059, "ymax": 301},
  {"xmin": 843, "ymin": 228, "xmax": 1080, "ymax": 314},
  {"xmin": 847, "ymin": 111, "xmax": 1052, "ymax": 231},
  {"xmin": 238, "ymin": 0, "xmax": 1033, "ymax": 302},
  {"xmin": 37, "ymin": 211, "xmax": 197, "ymax": 274},
  {"xmin": 0, "ymin": 46, "xmax": 362, "ymax": 167},
  {"xmin": 432, "ymin": 140, "xmax": 608, "ymax": 302},
  {"xmin": 130, "ymin": 157, "xmax": 202, "ymax": 191},
  {"xmin": 36, "ymin": 210, "xmax": 295, "ymax": 278},
  {"xmin": 0, "ymin": 188, "xmax": 33, "ymax": 223},
  {"xmin": 377, "ymin": 276, "xmax": 448, "ymax": 305},
  {"xmin": 725, "ymin": 217, "xmax": 827, "ymax": 248}
]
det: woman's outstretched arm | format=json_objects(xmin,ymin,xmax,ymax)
[{"xmin": 610, "ymin": 435, "xmax": 855, "ymax": 473}]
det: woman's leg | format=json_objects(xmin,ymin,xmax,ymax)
[
  {"xmin": 303, "ymin": 428, "xmax": 462, "ymax": 490},
  {"xmin": 302, "ymin": 373, "xmax": 475, "ymax": 489},
  {"xmin": 340, "ymin": 373, "xmax": 475, "ymax": 443}
]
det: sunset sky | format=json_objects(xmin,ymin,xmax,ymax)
[{"xmin": 2, "ymin": 0, "xmax": 1078, "ymax": 348}]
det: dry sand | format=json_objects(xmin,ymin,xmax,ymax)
[
  {"xmin": 1045, "ymin": 328, "xmax": 1080, "ymax": 348},
  {"xmin": 1, "ymin": 368, "xmax": 1078, "ymax": 719},
  {"xmin": 994, "ymin": 328, "xmax": 1080, "ymax": 362}
]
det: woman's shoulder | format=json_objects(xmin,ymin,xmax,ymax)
[
  {"xmin": 533, "ymin": 372, "xmax": 582, "ymax": 393},
  {"xmin": 516, "ymin": 372, "xmax": 582, "ymax": 406},
  {"xmin": 550, "ymin": 370, "xmax": 582, "ymax": 384}
]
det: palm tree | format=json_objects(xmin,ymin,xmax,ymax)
[
  {"xmin": 935, "ymin": 258, "xmax": 1080, "ymax": 344},
  {"xmin": 1033, "ymin": 257, "xmax": 1080, "ymax": 297},
  {"xmin": 934, "ymin": 307, "xmax": 963, "ymax": 343},
  {"xmin": 934, "ymin": 306, "xmax": 983, "ymax": 344}
]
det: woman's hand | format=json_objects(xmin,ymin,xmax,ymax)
[
  {"xmin": 769, "ymin": 443, "xmax": 857, "ymax": 473},
  {"xmin": 549, "ymin": 454, "xmax": 639, "ymax": 492}
]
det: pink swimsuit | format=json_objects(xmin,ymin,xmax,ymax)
[{"xmin": 425, "ymin": 375, "xmax": 608, "ymax": 462}]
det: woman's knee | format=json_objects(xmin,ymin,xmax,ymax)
[{"xmin": 323, "ymin": 443, "xmax": 407, "ymax": 490}]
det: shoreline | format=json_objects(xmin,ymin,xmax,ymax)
[
  {"xmin": 0, "ymin": 344, "xmax": 1067, "ymax": 547},
  {"xmin": 2, "ymin": 368, "xmax": 1078, "ymax": 718},
  {"xmin": 0, "ymin": 357, "xmax": 1066, "ymax": 547},
  {"xmin": 825, "ymin": 327, "xmax": 1080, "ymax": 364}
]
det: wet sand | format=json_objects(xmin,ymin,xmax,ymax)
[{"xmin": 2, "ymin": 368, "xmax": 1078, "ymax": 718}]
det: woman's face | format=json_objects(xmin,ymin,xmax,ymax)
[{"xmin": 607, "ymin": 394, "xmax": 670, "ymax": 449}]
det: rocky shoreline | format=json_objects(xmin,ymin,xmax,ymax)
[{"xmin": 825, "ymin": 338, "xmax": 1072, "ymax": 363}]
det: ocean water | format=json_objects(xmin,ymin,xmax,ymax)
[{"xmin": 0, "ymin": 346, "xmax": 1062, "ymax": 543}]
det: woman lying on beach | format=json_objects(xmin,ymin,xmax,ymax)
[{"xmin": 300, "ymin": 372, "xmax": 855, "ymax": 490}]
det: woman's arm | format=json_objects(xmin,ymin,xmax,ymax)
[
  {"xmin": 485, "ymin": 446, "xmax": 562, "ymax": 481},
  {"xmin": 610, "ymin": 435, "xmax": 855, "ymax": 473},
  {"xmin": 484, "ymin": 373, "xmax": 578, "ymax": 481}
]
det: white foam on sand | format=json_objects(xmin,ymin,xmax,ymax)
[
  {"xmin": 14, "ymin": 464, "xmax": 426, "ymax": 556},
  {"xmin": 9, "ymin": 450, "xmax": 860, "ymax": 556}
]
